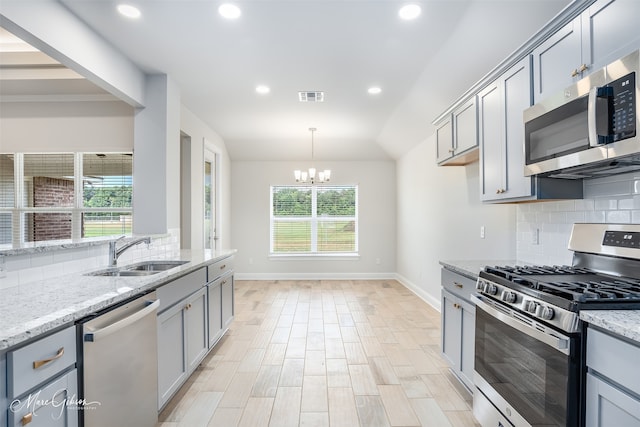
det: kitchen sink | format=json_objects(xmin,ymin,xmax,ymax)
[
  {"xmin": 126, "ymin": 260, "xmax": 188, "ymax": 271},
  {"xmin": 87, "ymin": 269, "xmax": 159, "ymax": 277},
  {"xmin": 86, "ymin": 260, "xmax": 188, "ymax": 277}
]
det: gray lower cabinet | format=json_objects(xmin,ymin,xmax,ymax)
[
  {"xmin": 440, "ymin": 268, "xmax": 476, "ymax": 391},
  {"xmin": 8, "ymin": 370, "xmax": 78, "ymax": 427},
  {"xmin": 207, "ymin": 278, "xmax": 224, "ymax": 348},
  {"xmin": 157, "ymin": 259, "xmax": 234, "ymax": 410},
  {"xmin": 157, "ymin": 286, "xmax": 208, "ymax": 410},
  {"xmin": 1, "ymin": 352, "xmax": 5, "ymax": 427},
  {"xmin": 5, "ymin": 325, "xmax": 78, "ymax": 427},
  {"xmin": 221, "ymin": 274, "xmax": 234, "ymax": 330},
  {"xmin": 586, "ymin": 327, "xmax": 640, "ymax": 427}
]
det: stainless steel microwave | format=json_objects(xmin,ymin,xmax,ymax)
[{"xmin": 524, "ymin": 49, "xmax": 639, "ymax": 179}]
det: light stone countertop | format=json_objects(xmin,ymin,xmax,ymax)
[
  {"xmin": 580, "ymin": 310, "xmax": 640, "ymax": 345},
  {"xmin": 0, "ymin": 249, "xmax": 236, "ymax": 351}
]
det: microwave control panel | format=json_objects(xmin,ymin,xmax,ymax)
[{"xmin": 610, "ymin": 72, "xmax": 636, "ymax": 141}]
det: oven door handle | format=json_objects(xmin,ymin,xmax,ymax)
[{"xmin": 471, "ymin": 295, "xmax": 570, "ymax": 355}]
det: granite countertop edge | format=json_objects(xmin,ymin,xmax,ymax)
[
  {"xmin": 0, "ymin": 249, "xmax": 237, "ymax": 351},
  {"xmin": 580, "ymin": 310, "xmax": 640, "ymax": 345}
]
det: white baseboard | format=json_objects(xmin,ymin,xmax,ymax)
[
  {"xmin": 234, "ymin": 272, "xmax": 397, "ymax": 281},
  {"xmin": 394, "ymin": 273, "xmax": 441, "ymax": 312}
]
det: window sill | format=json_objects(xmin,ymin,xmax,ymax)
[{"xmin": 269, "ymin": 253, "xmax": 360, "ymax": 261}]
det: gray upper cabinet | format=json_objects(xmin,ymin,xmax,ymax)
[
  {"xmin": 436, "ymin": 97, "xmax": 479, "ymax": 166},
  {"xmin": 480, "ymin": 58, "xmax": 534, "ymax": 202},
  {"xmin": 533, "ymin": 0, "xmax": 640, "ymax": 103},
  {"xmin": 532, "ymin": 16, "xmax": 582, "ymax": 103},
  {"xmin": 435, "ymin": 117, "xmax": 454, "ymax": 164}
]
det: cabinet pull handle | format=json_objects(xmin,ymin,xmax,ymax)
[
  {"xmin": 220, "ymin": 264, "xmax": 226, "ymax": 269},
  {"xmin": 454, "ymin": 283, "xmax": 463, "ymax": 289},
  {"xmin": 21, "ymin": 413, "xmax": 33, "ymax": 426},
  {"xmin": 571, "ymin": 68, "xmax": 579, "ymax": 77},
  {"xmin": 33, "ymin": 347, "xmax": 64, "ymax": 369},
  {"xmin": 221, "ymin": 280, "xmax": 227, "ymax": 285},
  {"xmin": 186, "ymin": 303, "xmax": 192, "ymax": 310},
  {"xmin": 579, "ymin": 63, "xmax": 588, "ymax": 73},
  {"xmin": 448, "ymin": 149, "xmax": 455, "ymax": 153},
  {"xmin": 453, "ymin": 303, "xmax": 461, "ymax": 309}
]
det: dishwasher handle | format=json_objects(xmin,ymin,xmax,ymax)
[{"xmin": 85, "ymin": 299, "xmax": 159, "ymax": 342}]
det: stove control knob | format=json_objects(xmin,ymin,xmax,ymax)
[
  {"xmin": 476, "ymin": 280, "xmax": 485, "ymax": 292},
  {"xmin": 539, "ymin": 306, "xmax": 555, "ymax": 320},
  {"xmin": 484, "ymin": 283, "xmax": 498, "ymax": 295},
  {"xmin": 525, "ymin": 300, "xmax": 538, "ymax": 314},
  {"xmin": 500, "ymin": 291, "xmax": 517, "ymax": 303}
]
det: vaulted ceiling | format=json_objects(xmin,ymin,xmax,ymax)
[{"xmin": 2, "ymin": 0, "xmax": 572, "ymax": 160}]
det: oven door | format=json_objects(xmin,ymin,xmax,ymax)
[{"xmin": 472, "ymin": 295, "xmax": 582, "ymax": 427}]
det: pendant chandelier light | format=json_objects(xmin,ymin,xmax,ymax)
[{"xmin": 294, "ymin": 127, "xmax": 331, "ymax": 184}]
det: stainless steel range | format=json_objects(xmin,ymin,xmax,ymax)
[{"xmin": 472, "ymin": 223, "xmax": 640, "ymax": 427}]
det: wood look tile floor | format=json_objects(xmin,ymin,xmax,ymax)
[{"xmin": 157, "ymin": 280, "xmax": 480, "ymax": 427}]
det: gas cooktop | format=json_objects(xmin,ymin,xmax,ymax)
[{"xmin": 484, "ymin": 265, "xmax": 640, "ymax": 303}]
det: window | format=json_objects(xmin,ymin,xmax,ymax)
[
  {"xmin": 0, "ymin": 152, "xmax": 132, "ymax": 246},
  {"xmin": 270, "ymin": 185, "xmax": 358, "ymax": 255}
]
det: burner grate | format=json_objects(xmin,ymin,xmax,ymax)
[{"xmin": 484, "ymin": 265, "xmax": 640, "ymax": 303}]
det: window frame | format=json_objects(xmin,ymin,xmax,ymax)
[
  {"xmin": 269, "ymin": 184, "xmax": 359, "ymax": 257},
  {"xmin": 0, "ymin": 152, "xmax": 133, "ymax": 247}
]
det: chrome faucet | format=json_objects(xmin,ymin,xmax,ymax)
[{"xmin": 108, "ymin": 236, "xmax": 151, "ymax": 267}]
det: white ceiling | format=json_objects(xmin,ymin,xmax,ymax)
[{"xmin": 4, "ymin": 0, "xmax": 572, "ymax": 160}]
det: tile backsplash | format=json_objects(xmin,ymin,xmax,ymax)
[
  {"xmin": 0, "ymin": 229, "xmax": 180, "ymax": 290},
  {"xmin": 517, "ymin": 172, "xmax": 640, "ymax": 265}
]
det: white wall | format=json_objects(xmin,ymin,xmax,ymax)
[
  {"xmin": 396, "ymin": 135, "xmax": 517, "ymax": 308},
  {"xmin": 180, "ymin": 106, "xmax": 232, "ymax": 250},
  {"xmin": 1, "ymin": 101, "xmax": 133, "ymax": 152},
  {"xmin": 231, "ymin": 160, "xmax": 396, "ymax": 279}
]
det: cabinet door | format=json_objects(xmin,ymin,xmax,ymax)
[
  {"xmin": 583, "ymin": 0, "xmax": 640, "ymax": 72},
  {"xmin": 479, "ymin": 82, "xmax": 504, "ymax": 201},
  {"xmin": 586, "ymin": 372, "xmax": 640, "ymax": 427},
  {"xmin": 208, "ymin": 280, "xmax": 223, "ymax": 348},
  {"xmin": 1, "ymin": 353, "xmax": 5, "ymax": 427},
  {"xmin": 459, "ymin": 299, "xmax": 475, "ymax": 391},
  {"xmin": 453, "ymin": 98, "xmax": 478, "ymax": 154},
  {"xmin": 441, "ymin": 290, "xmax": 461, "ymax": 371},
  {"xmin": 185, "ymin": 288, "xmax": 208, "ymax": 373},
  {"xmin": 157, "ymin": 303, "xmax": 187, "ymax": 409},
  {"xmin": 532, "ymin": 17, "xmax": 582, "ymax": 103},
  {"xmin": 8, "ymin": 369, "xmax": 78, "ymax": 427},
  {"xmin": 221, "ymin": 275, "xmax": 234, "ymax": 330},
  {"xmin": 436, "ymin": 118, "xmax": 454, "ymax": 163},
  {"xmin": 503, "ymin": 57, "xmax": 533, "ymax": 199}
]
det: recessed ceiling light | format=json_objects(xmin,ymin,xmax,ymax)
[
  {"xmin": 256, "ymin": 85, "xmax": 270, "ymax": 94},
  {"xmin": 368, "ymin": 87, "xmax": 382, "ymax": 95},
  {"xmin": 398, "ymin": 4, "xmax": 421, "ymax": 20},
  {"xmin": 219, "ymin": 3, "xmax": 241, "ymax": 20},
  {"xmin": 117, "ymin": 4, "xmax": 141, "ymax": 19}
]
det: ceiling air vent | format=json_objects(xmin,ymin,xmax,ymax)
[{"xmin": 299, "ymin": 91, "xmax": 324, "ymax": 102}]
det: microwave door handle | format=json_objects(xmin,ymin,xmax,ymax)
[{"xmin": 588, "ymin": 87, "xmax": 600, "ymax": 147}]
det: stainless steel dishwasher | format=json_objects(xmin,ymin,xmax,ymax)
[{"xmin": 78, "ymin": 291, "xmax": 159, "ymax": 427}]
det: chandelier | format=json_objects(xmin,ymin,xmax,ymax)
[{"xmin": 294, "ymin": 127, "xmax": 331, "ymax": 184}]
